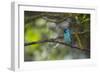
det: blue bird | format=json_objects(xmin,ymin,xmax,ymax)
[{"xmin": 64, "ymin": 28, "xmax": 72, "ymax": 45}]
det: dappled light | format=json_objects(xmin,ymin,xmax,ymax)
[{"xmin": 24, "ymin": 11, "xmax": 90, "ymax": 61}]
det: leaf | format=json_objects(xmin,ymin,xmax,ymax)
[
  {"xmin": 25, "ymin": 28, "xmax": 41, "ymax": 47},
  {"xmin": 35, "ymin": 18, "xmax": 47, "ymax": 27}
]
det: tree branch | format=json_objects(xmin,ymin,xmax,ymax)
[
  {"xmin": 24, "ymin": 39, "xmax": 89, "ymax": 52},
  {"xmin": 24, "ymin": 31, "xmax": 90, "ymax": 52}
]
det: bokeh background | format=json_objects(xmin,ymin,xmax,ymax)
[{"xmin": 24, "ymin": 11, "xmax": 90, "ymax": 61}]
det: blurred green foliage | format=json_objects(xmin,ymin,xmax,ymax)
[{"xmin": 24, "ymin": 11, "xmax": 90, "ymax": 61}]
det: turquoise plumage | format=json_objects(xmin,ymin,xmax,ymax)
[{"xmin": 64, "ymin": 28, "xmax": 72, "ymax": 45}]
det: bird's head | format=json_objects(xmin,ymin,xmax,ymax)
[{"xmin": 64, "ymin": 28, "xmax": 68, "ymax": 33}]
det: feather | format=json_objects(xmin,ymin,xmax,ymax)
[{"xmin": 64, "ymin": 28, "xmax": 72, "ymax": 44}]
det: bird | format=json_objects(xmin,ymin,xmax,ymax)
[{"xmin": 64, "ymin": 28, "xmax": 72, "ymax": 45}]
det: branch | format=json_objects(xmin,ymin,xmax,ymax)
[
  {"xmin": 72, "ymin": 30, "xmax": 89, "ymax": 34},
  {"xmin": 24, "ymin": 39, "xmax": 89, "ymax": 52},
  {"xmin": 25, "ymin": 13, "xmax": 45, "ymax": 24},
  {"xmin": 24, "ymin": 31, "xmax": 90, "ymax": 52}
]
